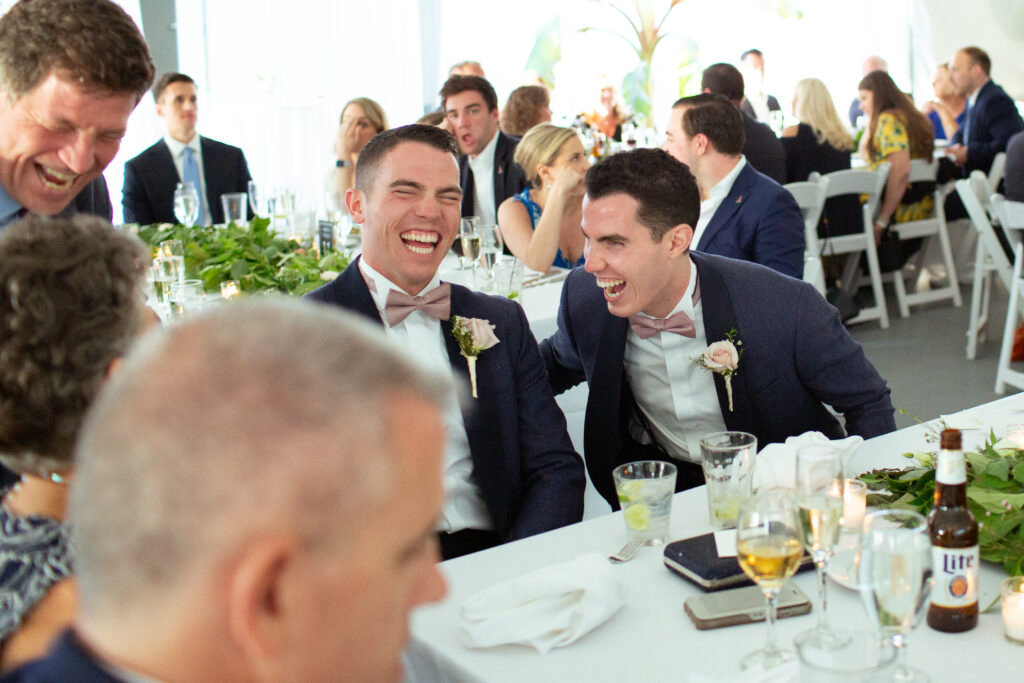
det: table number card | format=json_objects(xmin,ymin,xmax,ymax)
[{"xmin": 318, "ymin": 220, "xmax": 335, "ymax": 254}]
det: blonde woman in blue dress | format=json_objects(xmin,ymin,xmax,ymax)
[{"xmin": 498, "ymin": 124, "xmax": 589, "ymax": 272}]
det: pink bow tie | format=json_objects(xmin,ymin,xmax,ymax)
[
  {"xmin": 384, "ymin": 283, "xmax": 451, "ymax": 327},
  {"xmin": 628, "ymin": 310, "xmax": 696, "ymax": 339}
]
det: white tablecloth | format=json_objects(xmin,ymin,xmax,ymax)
[{"xmin": 406, "ymin": 394, "xmax": 1024, "ymax": 682}]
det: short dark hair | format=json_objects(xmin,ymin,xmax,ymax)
[
  {"xmin": 0, "ymin": 214, "xmax": 149, "ymax": 475},
  {"xmin": 152, "ymin": 72, "xmax": 196, "ymax": 102},
  {"xmin": 701, "ymin": 63, "xmax": 745, "ymax": 103},
  {"xmin": 740, "ymin": 49, "xmax": 763, "ymax": 62},
  {"xmin": 440, "ymin": 75, "xmax": 498, "ymax": 112},
  {"xmin": 585, "ymin": 148, "xmax": 700, "ymax": 242},
  {"xmin": 0, "ymin": 0, "xmax": 154, "ymax": 103},
  {"xmin": 960, "ymin": 46, "xmax": 991, "ymax": 77},
  {"xmin": 355, "ymin": 124, "xmax": 459, "ymax": 194},
  {"xmin": 673, "ymin": 94, "xmax": 745, "ymax": 156}
]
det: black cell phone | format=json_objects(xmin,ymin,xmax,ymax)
[
  {"xmin": 663, "ymin": 532, "xmax": 814, "ymax": 591},
  {"xmin": 684, "ymin": 583, "xmax": 812, "ymax": 630}
]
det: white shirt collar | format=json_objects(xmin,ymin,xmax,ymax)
[
  {"xmin": 358, "ymin": 257, "xmax": 442, "ymax": 326},
  {"xmin": 163, "ymin": 132, "xmax": 200, "ymax": 157},
  {"xmin": 469, "ymin": 127, "xmax": 498, "ymax": 168},
  {"xmin": 707, "ymin": 155, "xmax": 746, "ymax": 203}
]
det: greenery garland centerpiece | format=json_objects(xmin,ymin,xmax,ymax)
[{"xmin": 135, "ymin": 218, "xmax": 351, "ymax": 296}]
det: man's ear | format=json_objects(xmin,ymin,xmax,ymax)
[
  {"xmin": 345, "ymin": 187, "xmax": 366, "ymax": 224},
  {"xmin": 664, "ymin": 223, "xmax": 694, "ymax": 258},
  {"xmin": 224, "ymin": 537, "xmax": 298, "ymax": 665}
]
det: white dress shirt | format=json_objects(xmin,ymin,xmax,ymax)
[
  {"xmin": 358, "ymin": 259, "xmax": 493, "ymax": 533},
  {"xmin": 692, "ymin": 156, "xmax": 747, "ymax": 249},
  {"xmin": 623, "ymin": 256, "xmax": 727, "ymax": 463},
  {"xmin": 468, "ymin": 130, "xmax": 499, "ymax": 226},
  {"xmin": 163, "ymin": 133, "xmax": 211, "ymax": 225}
]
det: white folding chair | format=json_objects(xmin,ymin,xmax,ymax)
[
  {"xmin": 889, "ymin": 159, "xmax": 962, "ymax": 316},
  {"xmin": 988, "ymin": 152, "xmax": 1007, "ymax": 196},
  {"xmin": 991, "ymin": 195, "xmax": 1024, "ymax": 393},
  {"xmin": 809, "ymin": 164, "xmax": 891, "ymax": 328},
  {"xmin": 784, "ymin": 177, "xmax": 829, "ymax": 295},
  {"xmin": 957, "ymin": 173, "xmax": 1014, "ymax": 359}
]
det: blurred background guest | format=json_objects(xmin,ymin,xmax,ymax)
[
  {"xmin": 857, "ymin": 70, "xmax": 935, "ymax": 244},
  {"xmin": 417, "ymin": 109, "xmax": 447, "ymax": 127},
  {"xmin": 1007, "ymin": 131, "xmax": 1024, "ymax": 202},
  {"xmin": 449, "ymin": 60, "xmax": 485, "ymax": 78},
  {"xmin": 0, "ymin": 215, "xmax": 150, "ymax": 670},
  {"xmin": 500, "ymin": 85, "xmax": 552, "ymax": 137},
  {"xmin": 499, "ymin": 125, "xmax": 588, "ymax": 271},
  {"xmin": 782, "ymin": 78, "xmax": 859, "ymax": 238},
  {"xmin": 585, "ymin": 83, "xmax": 628, "ymax": 142},
  {"xmin": 330, "ymin": 97, "xmax": 388, "ymax": 200},
  {"xmin": 739, "ymin": 48, "xmax": 781, "ymax": 124},
  {"xmin": 921, "ymin": 63, "xmax": 966, "ymax": 141},
  {"xmin": 849, "ymin": 55, "xmax": 888, "ymax": 127}
]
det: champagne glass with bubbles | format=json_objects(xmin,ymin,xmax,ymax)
[
  {"xmin": 173, "ymin": 182, "xmax": 199, "ymax": 226},
  {"xmin": 459, "ymin": 218, "xmax": 482, "ymax": 281},
  {"xmin": 736, "ymin": 489, "xmax": 803, "ymax": 670},
  {"xmin": 859, "ymin": 509, "xmax": 934, "ymax": 683},
  {"xmin": 795, "ymin": 445, "xmax": 846, "ymax": 648}
]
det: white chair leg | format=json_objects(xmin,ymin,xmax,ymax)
[
  {"xmin": 966, "ymin": 244, "xmax": 988, "ymax": 359},
  {"xmin": 937, "ymin": 217, "xmax": 963, "ymax": 307}
]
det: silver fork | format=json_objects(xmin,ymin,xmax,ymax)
[{"xmin": 608, "ymin": 537, "xmax": 644, "ymax": 563}]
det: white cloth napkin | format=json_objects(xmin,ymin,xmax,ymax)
[
  {"xmin": 460, "ymin": 553, "xmax": 626, "ymax": 654},
  {"xmin": 753, "ymin": 431, "xmax": 863, "ymax": 490},
  {"xmin": 689, "ymin": 661, "xmax": 798, "ymax": 683}
]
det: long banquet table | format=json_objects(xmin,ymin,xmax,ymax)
[{"xmin": 405, "ymin": 394, "xmax": 1024, "ymax": 682}]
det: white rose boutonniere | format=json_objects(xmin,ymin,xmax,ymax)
[
  {"xmin": 693, "ymin": 328, "xmax": 744, "ymax": 411},
  {"xmin": 451, "ymin": 316, "xmax": 500, "ymax": 398}
]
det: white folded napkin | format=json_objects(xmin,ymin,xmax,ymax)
[
  {"xmin": 460, "ymin": 553, "xmax": 626, "ymax": 654},
  {"xmin": 753, "ymin": 431, "xmax": 863, "ymax": 490},
  {"xmin": 689, "ymin": 660, "xmax": 798, "ymax": 683}
]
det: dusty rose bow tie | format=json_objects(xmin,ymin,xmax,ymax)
[
  {"xmin": 628, "ymin": 310, "xmax": 697, "ymax": 339},
  {"xmin": 384, "ymin": 283, "xmax": 451, "ymax": 327}
]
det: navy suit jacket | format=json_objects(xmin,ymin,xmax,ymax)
[
  {"xmin": 122, "ymin": 136, "xmax": 252, "ymax": 225},
  {"xmin": 950, "ymin": 80, "xmax": 1024, "ymax": 176},
  {"xmin": 459, "ymin": 130, "xmax": 528, "ymax": 218},
  {"xmin": 0, "ymin": 630, "xmax": 124, "ymax": 682},
  {"xmin": 696, "ymin": 161, "xmax": 805, "ymax": 279},
  {"xmin": 1006, "ymin": 131, "xmax": 1024, "ymax": 202},
  {"xmin": 305, "ymin": 259, "xmax": 584, "ymax": 540},
  {"xmin": 539, "ymin": 251, "xmax": 895, "ymax": 508}
]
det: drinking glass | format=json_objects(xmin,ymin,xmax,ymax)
[
  {"xmin": 168, "ymin": 279, "xmax": 206, "ymax": 321},
  {"xmin": 736, "ymin": 490, "xmax": 803, "ymax": 670},
  {"xmin": 479, "ymin": 224, "xmax": 504, "ymax": 284},
  {"xmin": 795, "ymin": 445, "xmax": 845, "ymax": 648},
  {"xmin": 459, "ymin": 218, "xmax": 482, "ymax": 280},
  {"xmin": 220, "ymin": 192, "xmax": 247, "ymax": 225},
  {"xmin": 612, "ymin": 461, "xmax": 677, "ymax": 546},
  {"xmin": 700, "ymin": 431, "xmax": 756, "ymax": 529},
  {"xmin": 858, "ymin": 509, "xmax": 933, "ymax": 683},
  {"xmin": 173, "ymin": 182, "xmax": 200, "ymax": 226},
  {"xmin": 247, "ymin": 180, "xmax": 262, "ymax": 217}
]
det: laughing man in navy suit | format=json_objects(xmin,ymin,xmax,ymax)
[
  {"xmin": 122, "ymin": 73, "xmax": 252, "ymax": 225},
  {"xmin": 539, "ymin": 149, "xmax": 895, "ymax": 509},
  {"xmin": 306, "ymin": 125, "xmax": 584, "ymax": 559},
  {"xmin": 664, "ymin": 94, "xmax": 805, "ymax": 279}
]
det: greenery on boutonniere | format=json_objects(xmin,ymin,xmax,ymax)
[{"xmin": 693, "ymin": 327, "xmax": 743, "ymax": 411}]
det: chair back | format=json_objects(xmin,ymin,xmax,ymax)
[
  {"xmin": 957, "ymin": 177, "xmax": 1013, "ymax": 289},
  {"xmin": 815, "ymin": 163, "xmax": 891, "ymax": 220},
  {"xmin": 988, "ymin": 152, "xmax": 1007, "ymax": 195},
  {"xmin": 784, "ymin": 176, "xmax": 829, "ymax": 255},
  {"xmin": 907, "ymin": 158, "xmax": 938, "ymax": 184}
]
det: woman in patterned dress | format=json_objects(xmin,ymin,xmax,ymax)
[
  {"xmin": 0, "ymin": 215, "xmax": 151, "ymax": 669},
  {"xmin": 857, "ymin": 70, "xmax": 936, "ymax": 244}
]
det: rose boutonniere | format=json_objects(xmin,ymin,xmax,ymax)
[
  {"xmin": 693, "ymin": 328, "xmax": 744, "ymax": 412},
  {"xmin": 450, "ymin": 316, "xmax": 500, "ymax": 398}
]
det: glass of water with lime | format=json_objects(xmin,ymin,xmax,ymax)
[{"xmin": 613, "ymin": 461, "xmax": 677, "ymax": 546}]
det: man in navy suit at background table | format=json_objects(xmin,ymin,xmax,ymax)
[
  {"xmin": 539, "ymin": 149, "xmax": 895, "ymax": 508},
  {"xmin": 307, "ymin": 125, "xmax": 584, "ymax": 558},
  {"xmin": 663, "ymin": 93, "xmax": 804, "ymax": 279},
  {"xmin": 122, "ymin": 72, "xmax": 252, "ymax": 225}
]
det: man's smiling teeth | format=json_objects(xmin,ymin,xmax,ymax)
[
  {"xmin": 37, "ymin": 166, "xmax": 77, "ymax": 189},
  {"xmin": 596, "ymin": 279, "xmax": 624, "ymax": 289},
  {"xmin": 401, "ymin": 231, "xmax": 438, "ymax": 255},
  {"xmin": 597, "ymin": 278, "xmax": 626, "ymax": 300}
]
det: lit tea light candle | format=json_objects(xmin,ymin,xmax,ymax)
[
  {"xmin": 220, "ymin": 280, "xmax": 241, "ymax": 300},
  {"xmin": 841, "ymin": 478, "xmax": 867, "ymax": 530},
  {"xmin": 1005, "ymin": 424, "xmax": 1024, "ymax": 449},
  {"xmin": 1002, "ymin": 576, "xmax": 1024, "ymax": 644}
]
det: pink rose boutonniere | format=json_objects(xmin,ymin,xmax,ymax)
[
  {"xmin": 451, "ymin": 316, "xmax": 500, "ymax": 398},
  {"xmin": 693, "ymin": 328, "xmax": 744, "ymax": 411}
]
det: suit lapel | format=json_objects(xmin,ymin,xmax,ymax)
[
  {"xmin": 332, "ymin": 257, "xmax": 386, "ymax": 326},
  {"xmin": 692, "ymin": 253, "xmax": 757, "ymax": 433},
  {"xmin": 460, "ymin": 156, "xmax": 475, "ymax": 217},
  {"xmin": 584, "ymin": 311, "xmax": 629, "ymax": 503},
  {"xmin": 697, "ymin": 163, "xmax": 753, "ymax": 251},
  {"xmin": 492, "ymin": 132, "xmax": 509, "ymax": 209}
]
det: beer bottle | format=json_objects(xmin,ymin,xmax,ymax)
[{"xmin": 927, "ymin": 429, "xmax": 979, "ymax": 632}]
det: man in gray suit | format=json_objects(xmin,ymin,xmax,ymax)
[{"xmin": 539, "ymin": 149, "xmax": 895, "ymax": 508}]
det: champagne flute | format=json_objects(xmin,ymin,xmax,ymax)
[
  {"xmin": 455, "ymin": 217, "xmax": 480, "ymax": 270},
  {"xmin": 247, "ymin": 180, "xmax": 261, "ymax": 217},
  {"xmin": 479, "ymin": 224, "xmax": 504, "ymax": 287},
  {"xmin": 859, "ymin": 509, "xmax": 934, "ymax": 683},
  {"xmin": 173, "ymin": 182, "xmax": 199, "ymax": 227},
  {"xmin": 736, "ymin": 490, "xmax": 803, "ymax": 670},
  {"xmin": 459, "ymin": 218, "xmax": 482, "ymax": 282},
  {"xmin": 795, "ymin": 445, "xmax": 845, "ymax": 648}
]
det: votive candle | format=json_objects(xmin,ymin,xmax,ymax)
[
  {"xmin": 842, "ymin": 478, "xmax": 867, "ymax": 530},
  {"xmin": 220, "ymin": 280, "xmax": 241, "ymax": 300},
  {"xmin": 1002, "ymin": 577, "xmax": 1024, "ymax": 644},
  {"xmin": 1005, "ymin": 424, "xmax": 1024, "ymax": 449}
]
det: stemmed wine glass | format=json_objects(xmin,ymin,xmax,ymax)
[
  {"xmin": 736, "ymin": 490, "xmax": 804, "ymax": 670},
  {"xmin": 795, "ymin": 445, "xmax": 846, "ymax": 648},
  {"xmin": 247, "ymin": 180, "xmax": 262, "ymax": 217},
  {"xmin": 859, "ymin": 509, "xmax": 934, "ymax": 683},
  {"xmin": 459, "ymin": 218, "xmax": 482, "ymax": 281},
  {"xmin": 173, "ymin": 182, "xmax": 199, "ymax": 227}
]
